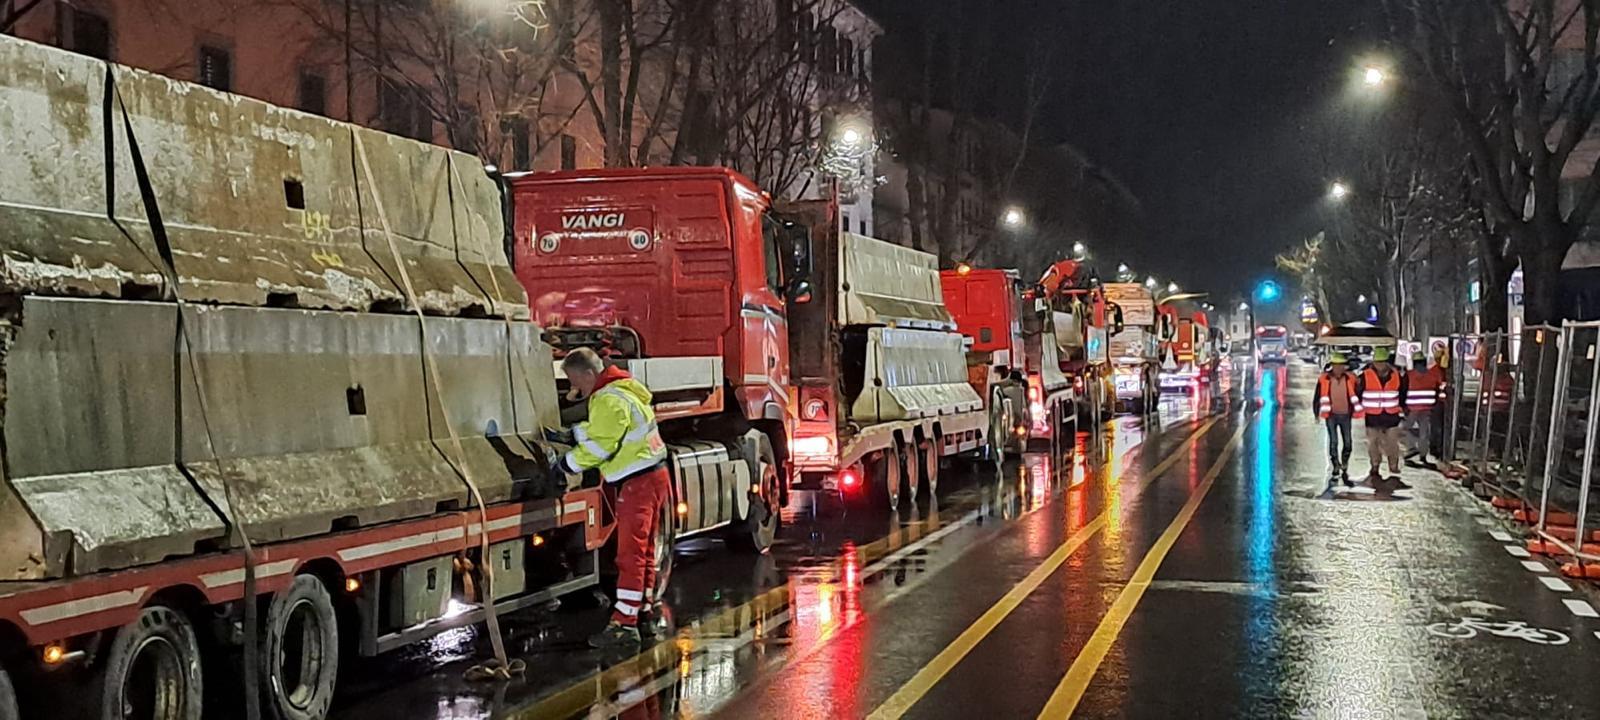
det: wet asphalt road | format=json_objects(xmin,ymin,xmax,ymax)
[{"xmin": 333, "ymin": 362, "xmax": 1600, "ymax": 719}]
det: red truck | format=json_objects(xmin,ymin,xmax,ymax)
[
  {"xmin": 941, "ymin": 267, "xmax": 1077, "ymax": 461},
  {"xmin": 513, "ymin": 167, "xmax": 792, "ymax": 551}
]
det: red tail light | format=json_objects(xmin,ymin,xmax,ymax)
[{"xmin": 840, "ymin": 469, "xmax": 860, "ymax": 489}]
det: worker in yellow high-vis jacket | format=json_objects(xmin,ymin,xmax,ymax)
[{"xmin": 558, "ymin": 348, "xmax": 670, "ymax": 649}]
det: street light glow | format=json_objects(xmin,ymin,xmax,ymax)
[
  {"xmin": 840, "ymin": 127, "xmax": 862, "ymax": 145},
  {"xmin": 1072, "ymin": 241, "xmax": 1087, "ymax": 258},
  {"xmin": 1118, "ymin": 263, "xmax": 1130, "ymax": 274},
  {"xmin": 1145, "ymin": 276, "xmax": 1158, "ymax": 289},
  {"xmin": 1167, "ymin": 281, "xmax": 1180, "ymax": 294},
  {"xmin": 1363, "ymin": 66, "xmax": 1387, "ymax": 87},
  {"xmin": 1003, "ymin": 207, "xmax": 1025, "ymax": 227},
  {"xmin": 1329, "ymin": 181, "xmax": 1350, "ymax": 201},
  {"xmin": 1239, "ymin": 302, "xmax": 1250, "ymax": 311}
]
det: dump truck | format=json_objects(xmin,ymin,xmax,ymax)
[
  {"xmin": 1102, "ymin": 283, "xmax": 1161, "ymax": 414},
  {"xmin": 942, "ymin": 267, "xmax": 1076, "ymax": 461},
  {"xmin": 0, "ymin": 36, "xmax": 750, "ymax": 720},
  {"xmin": 778, "ymin": 204, "xmax": 988, "ymax": 509}
]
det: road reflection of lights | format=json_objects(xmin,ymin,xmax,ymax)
[{"xmin": 1290, "ymin": 364, "xmax": 1428, "ymax": 717}]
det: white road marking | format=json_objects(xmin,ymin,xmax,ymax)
[
  {"xmin": 1522, "ymin": 560, "xmax": 1551, "ymax": 573},
  {"xmin": 1540, "ymin": 577, "xmax": 1574, "ymax": 593},
  {"xmin": 1564, "ymin": 599, "xmax": 1599, "ymax": 618},
  {"xmin": 1489, "ymin": 530, "xmax": 1514, "ymax": 542},
  {"xmin": 1505, "ymin": 545, "xmax": 1532, "ymax": 558},
  {"xmin": 862, "ymin": 509, "xmax": 984, "ymax": 578}
]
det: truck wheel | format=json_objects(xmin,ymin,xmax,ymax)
[
  {"xmin": 0, "ymin": 666, "xmax": 16, "ymax": 720},
  {"xmin": 90, "ymin": 604, "xmax": 204, "ymax": 720},
  {"xmin": 730, "ymin": 438, "xmax": 780, "ymax": 553},
  {"xmin": 867, "ymin": 450, "xmax": 901, "ymax": 510},
  {"xmin": 651, "ymin": 498, "xmax": 677, "ymax": 604},
  {"xmin": 918, "ymin": 437, "xmax": 941, "ymax": 498},
  {"xmin": 263, "ymin": 574, "xmax": 339, "ymax": 720},
  {"xmin": 900, "ymin": 440, "xmax": 922, "ymax": 504}
]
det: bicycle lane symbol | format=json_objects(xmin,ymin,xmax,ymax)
[{"xmin": 1426, "ymin": 616, "xmax": 1571, "ymax": 646}]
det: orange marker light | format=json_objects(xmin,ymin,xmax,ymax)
[
  {"xmin": 530, "ymin": 534, "xmax": 546, "ymax": 547},
  {"xmin": 676, "ymin": 502, "xmax": 689, "ymax": 516},
  {"xmin": 42, "ymin": 643, "xmax": 66, "ymax": 665},
  {"xmin": 344, "ymin": 577, "xmax": 362, "ymax": 593}
]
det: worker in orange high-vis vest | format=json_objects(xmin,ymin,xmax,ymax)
[
  {"xmin": 1359, "ymin": 347, "xmax": 1410, "ymax": 489},
  {"xmin": 1313, "ymin": 353, "xmax": 1364, "ymax": 486},
  {"xmin": 1404, "ymin": 351, "xmax": 1446, "ymax": 466}
]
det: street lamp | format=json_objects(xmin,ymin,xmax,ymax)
[
  {"xmin": 1363, "ymin": 66, "xmax": 1388, "ymax": 87},
  {"xmin": 1167, "ymin": 281, "xmax": 1180, "ymax": 294},
  {"xmin": 840, "ymin": 127, "xmax": 863, "ymax": 145},
  {"xmin": 1072, "ymin": 241, "xmax": 1088, "ymax": 259},
  {"xmin": 1145, "ymin": 276, "xmax": 1158, "ymax": 290},
  {"xmin": 1329, "ymin": 181, "xmax": 1350, "ymax": 201},
  {"xmin": 1357, "ymin": 293, "xmax": 1367, "ymax": 303},
  {"xmin": 1003, "ymin": 207, "xmax": 1025, "ymax": 228},
  {"xmin": 1239, "ymin": 301, "xmax": 1250, "ymax": 311}
]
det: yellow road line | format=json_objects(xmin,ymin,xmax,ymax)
[
  {"xmin": 1034, "ymin": 423, "xmax": 1246, "ymax": 719},
  {"xmin": 867, "ymin": 415, "xmax": 1223, "ymax": 720}
]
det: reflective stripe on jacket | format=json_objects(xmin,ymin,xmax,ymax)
[
  {"xmin": 1405, "ymin": 367, "xmax": 1444, "ymax": 410},
  {"xmin": 1359, "ymin": 367, "xmax": 1406, "ymax": 416},
  {"xmin": 563, "ymin": 366, "xmax": 669, "ymax": 483},
  {"xmin": 1315, "ymin": 373, "xmax": 1364, "ymax": 419}
]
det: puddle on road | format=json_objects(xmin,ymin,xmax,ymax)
[{"xmin": 332, "ymin": 398, "xmax": 1226, "ymax": 720}]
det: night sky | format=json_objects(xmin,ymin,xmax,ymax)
[{"xmin": 859, "ymin": 0, "xmax": 1385, "ymax": 300}]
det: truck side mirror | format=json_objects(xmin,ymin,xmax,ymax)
[{"xmin": 785, "ymin": 224, "xmax": 814, "ymax": 297}]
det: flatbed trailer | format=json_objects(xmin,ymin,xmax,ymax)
[
  {"xmin": 784, "ymin": 204, "xmax": 988, "ymax": 508},
  {"xmin": 0, "ymin": 36, "xmax": 697, "ymax": 720}
]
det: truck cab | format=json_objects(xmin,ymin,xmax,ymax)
[
  {"xmin": 941, "ymin": 267, "xmax": 1032, "ymax": 457},
  {"xmin": 510, "ymin": 167, "xmax": 808, "ymax": 548}
]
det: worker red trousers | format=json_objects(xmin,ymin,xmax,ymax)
[{"xmin": 611, "ymin": 465, "xmax": 671, "ymax": 625}]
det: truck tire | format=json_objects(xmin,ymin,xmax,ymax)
[
  {"xmin": 866, "ymin": 450, "xmax": 901, "ymax": 510},
  {"xmin": 651, "ymin": 498, "xmax": 676, "ymax": 604},
  {"xmin": 729, "ymin": 438, "xmax": 780, "ymax": 554},
  {"xmin": 918, "ymin": 437, "xmax": 941, "ymax": 498},
  {"xmin": 89, "ymin": 604, "xmax": 204, "ymax": 720},
  {"xmin": 900, "ymin": 440, "xmax": 922, "ymax": 504},
  {"xmin": 263, "ymin": 574, "xmax": 339, "ymax": 720},
  {"xmin": 0, "ymin": 666, "xmax": 16, "ymax": 720}
]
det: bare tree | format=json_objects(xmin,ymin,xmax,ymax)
[{"xmin": 1387, "ymin": 0, "xmax": 1600, "ymax": 326}]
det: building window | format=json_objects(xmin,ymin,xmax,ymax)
[
  {"xmin": 859, "ymin": 219, "xmax": 868, "ymax": 235},
  {"xmin": 560, "ymin": 134, "xmax": 577, "ymax": 170},
  {"xmin": 61, "ymin": 8, "xmax": 112, "ymax": 60},
  {"xmin": 501, "ymin": 115, "xmax": 531, "ymax": 170},
  {"xmin": 379, "ymin": 79, "xmax": 431, "ymax": 141},
  {"xmin": 197, "ymin": 44, "xmax": 232, "ymax": 91},
  {"xmin": 296, "ymin": 72, "xmax": 327, "ymax": 115}
]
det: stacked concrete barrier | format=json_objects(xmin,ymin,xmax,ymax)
[{"xmin": 0, "ymin": 36, "xmax": 557, "ymax": 579}]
